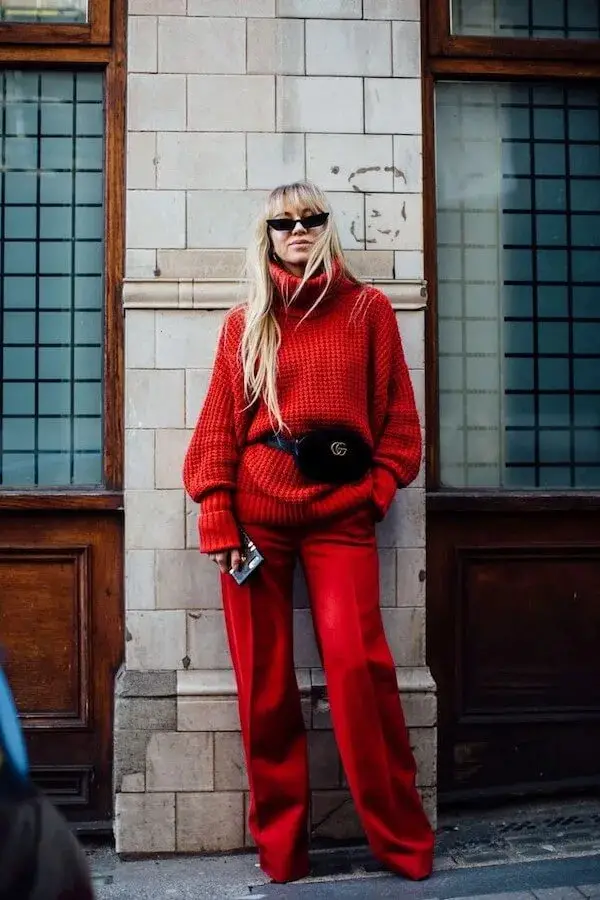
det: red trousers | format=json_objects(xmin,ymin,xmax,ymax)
[{"xmin": 221, "ymin": 507, "xmax": 434, "ymax": 883}]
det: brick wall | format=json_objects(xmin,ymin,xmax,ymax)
[{"xmin": 116, "ymin": 0, "xmax": 436, "ymax": 854}]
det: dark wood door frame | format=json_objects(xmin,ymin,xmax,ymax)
[
  {"xmin": 0, "ymin": 0, "xmax": 126, "ymax": 822},
  {"xmin": 421, "ymin": 0, "xmax": 600, "ymax": 801}
]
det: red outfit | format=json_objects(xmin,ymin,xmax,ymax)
[
  {"xmin": 183, "ymin": 262, "xmax": 433, "ymax": 883},
  {"xmin": 183, "ymin": 262, "xmax": 422, "ymax": 553},
  {"xmin": 221, "ymin": 511, "xmax": 434, "ymax": 883}
]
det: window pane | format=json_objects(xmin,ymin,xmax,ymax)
[
  {"xmin": 0, "ymin": 70, "xmax": 104, "ymax": 488},
  {"xmin": 0, "ymin": 0, "xmax": 87, "ymax": 23},
  {"xmin": 436, "ymin": 81, "xmax": 600, "ymax": 490},
  {"xmin": 452, "ymin": 0, "xmax": 600, "ymax": 39}
]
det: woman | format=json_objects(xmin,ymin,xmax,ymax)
[{"xmin": 183, "ymin": 182, "xmax": 434, "ymax": 884}]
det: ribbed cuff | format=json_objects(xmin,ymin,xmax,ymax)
[
  {"xmin": 198, "ymin": 491, "xmax": 240, "ymax": 553},
  {"xmin": 371, "ymin": 465, "xmax": 398, "ymax": 522}
]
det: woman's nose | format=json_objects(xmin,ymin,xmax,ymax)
[{"xmin": 291, "ymin": 220, "xmax": 307, "ymax": 233}]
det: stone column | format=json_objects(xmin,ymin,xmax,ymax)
[{"xmin": 116, "ymin": 0, "xmax": 436, "ymax": 854}]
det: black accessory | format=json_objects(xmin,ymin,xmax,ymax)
[
  {"xmin": 265, "ymin": 428, "xmax": 372, "ymax": 485},
  {"xmin": 229, "ymin": 529, "xmax": 265, "ymax": 586},
  {"xmin": 267, "ymin": 211, "xmax": 329, "ymax": 232}
]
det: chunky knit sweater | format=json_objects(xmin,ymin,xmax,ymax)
[{"xmin": 183, "ymin": 261, "xmax": 422, "ymax": 553}]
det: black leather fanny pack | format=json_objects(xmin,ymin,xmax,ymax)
[{"xmin": 263, "ymin": 428, "xmax": 372, "ymax": 485}]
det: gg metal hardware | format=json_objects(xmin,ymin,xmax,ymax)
[{"xmin": 330, "ymin": 441, "xmax": 348, "ymax": 457}]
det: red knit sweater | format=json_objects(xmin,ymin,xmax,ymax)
[{"xmin": 183, "ymin": 262, "xmax": 422, "ymax": 553}]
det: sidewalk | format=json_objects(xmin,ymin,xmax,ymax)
[
  {"xmin": 88, "ymin": 797, "xmax": 600, "ymax": 899},
  {"xmin": 258, "ymin": 857, "xmax": 600, "ymax": 899}
]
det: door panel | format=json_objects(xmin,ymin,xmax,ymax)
[
  {"xmin": 0, "ymin": 511, "xmax": 122, "ymax": 820},
  {"xmin": 459, "ymin": 548, "xmax": 600, "ymax": 715},
  {"xmin": 428, "ymin": 506, "xmax": 600, "ymax": 799},
  {"xmin": 1, "ymin": 544, "xmax": 91, "ymax": 726}
]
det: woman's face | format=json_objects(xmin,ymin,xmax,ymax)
[{"xmin": 268, "ymin": 202, "xmax": 328, "ymax": 277}]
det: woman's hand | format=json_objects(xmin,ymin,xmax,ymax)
[{"xmin": 209, "ymin": 548, "xmax": 243, "ymax": 575}]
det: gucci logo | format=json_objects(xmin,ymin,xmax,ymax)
[{"xmin": 330, "ymin": 441, "xmax": 348, "ymax": 457}]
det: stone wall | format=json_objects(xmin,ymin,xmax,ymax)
[{"xmin": 116, "ymin": 0, "xmax": 436, "ymax": 854}]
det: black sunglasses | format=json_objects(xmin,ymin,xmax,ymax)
[{"xmin": 267, "ymin": 211, "xmax": 329, "ymax": 232}]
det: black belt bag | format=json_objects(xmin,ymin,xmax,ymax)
[{"xmin": 263, "ymin": 428, "xmax": 372, "ymax": 485}]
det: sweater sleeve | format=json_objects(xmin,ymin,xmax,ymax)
[
  {"xmin": 371, "ymin": 297, "xmax": 422, "ymax": 521},
  {"xmin": 183, "ymin": 320, "xmax": 241, "ymax": 554}
]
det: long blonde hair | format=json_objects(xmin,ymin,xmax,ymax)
[{"xmin": 241, "ymin": 181, "xmax": 360, "ymax": 432}]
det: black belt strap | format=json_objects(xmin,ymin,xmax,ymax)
[{"xmin": 264, "ymin": 434, "xmax": 298, "ymax": 454}]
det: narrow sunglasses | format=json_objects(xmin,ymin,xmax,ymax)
[{"xmin": 267, "ymin": 211, "xmax": 329, "ymax": 232}]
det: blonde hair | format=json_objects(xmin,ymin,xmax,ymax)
[{"xmin": 241, "ymin": 181, "xmax": 360, "ymax": 432}]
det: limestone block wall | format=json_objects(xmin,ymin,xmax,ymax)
[{"xmin": 116, "ymin": 0, "xmax": 436, "ymax": 854}]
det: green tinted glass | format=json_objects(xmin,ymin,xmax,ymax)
[
  {"xmin": 0, "ymin": 71, "xmax": 104, "ymax": 487},
  {"xmin": 452, "ymin": 0, "xmax": 600, "ymax": 39},
  {"xmin": 436, "ymin": 82, "xmax": 600, "ymax": 489},
  {"xmin": 0, "ymin": 0, "xmax": 87, "ymax": 24}
]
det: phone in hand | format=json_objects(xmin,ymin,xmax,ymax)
[{"xmin": 229, "ymin": 529, "xmax": 265, "ymax": 585}]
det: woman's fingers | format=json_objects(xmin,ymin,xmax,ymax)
[
  {"xmin": 212, "ymin": 550, "xmax": 242, "ymax": 574},
  {"xmin": 214, "ymin": 551, "xmax": 230, "ymax": 574},
  {"xmin": 208, "ymin": 549, "xmax": 243, "ymax": 574}
]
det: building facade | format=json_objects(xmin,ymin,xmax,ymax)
[{"xmin": 1, "ymin": 0, "xmax": 600, "ymax": 857}]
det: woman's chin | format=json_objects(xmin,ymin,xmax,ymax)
[{"xmin": 285, "ymin": 253, "xmax": 310, "ymax": 269}]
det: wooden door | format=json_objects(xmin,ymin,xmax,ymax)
[
  {"xmin": 0, "ymin": 509, "xmax": 122, "ymax": 821},
  {"xmin": 428, "ymin": 503, "xmax": 600, "ymax": 801},
  {"xmin": 0, "ymin": 10, "xmax": 125, "ymax": 825},
  {"xmin": 424, "ymin": 6, "xmax": 600, "ymax": 802}
]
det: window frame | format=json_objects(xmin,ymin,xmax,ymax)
[
  {"xmin": 429, "ymin": 0, "xmax": 600, "ymax": 62},
  {"xmin": 0, "ymin": 6, "xmax": 124, "ymax": 506},
  {"xmin": 0, "ymin": 0, "xmax": 110, "ymax": 46}
]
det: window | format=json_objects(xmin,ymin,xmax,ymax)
[
  {"xmin": 436, "ymin": 81, "xmax": 600, "ymax": 489},
  {"xmin": 1, "ymin": 0, "xmax": 87, "ymax": 24},
  {"xmin": 427, "ymin": 0, "xmax": 600, "ymax": 491},
  {"xmin": 429, "ymin": 0, "xmax": 600, "ymax": 60},
  {"xmin": 0, "ymin": 70, "xmax": 104, "ymax": 487},
  {"xmin": 451, "ymin": 0, "xmax": 600, "ymax": 40},
  {"xmin": 0, "ymin": 0, "xmax": 109, "ymax": 43}
]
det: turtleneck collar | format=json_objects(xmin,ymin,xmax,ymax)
[{"xmin": 269, "ymin": 258, "xmax": 347, "ymax": 319}]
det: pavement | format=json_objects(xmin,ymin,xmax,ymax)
[
  {"xmin": 257, "ymin": 857, "xmax": 600, "ymax": 899},
  {"xmin": 87, "ymin": 797, "xmax": 600, "ymax": 900}
]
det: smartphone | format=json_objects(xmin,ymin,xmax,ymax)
[{"xmin": 229, "ymin": 529, "xmax": 265, "ymax": 586}]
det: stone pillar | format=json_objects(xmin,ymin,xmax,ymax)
[{"xmin": 116, "ymin": 0, "xmax": 436, "ymax": 854}]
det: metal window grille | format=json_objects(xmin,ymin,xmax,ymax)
[
  {"xmin": 436, "ymin": 81, "xmax": 600, "ymax": 489},
  {"xmin": 0, "ymin": 70, "xmax": 104, "ymax": 487},
  {"xmin": 452, "ymin": 0, "xmax": 600, "ymax": 39}
]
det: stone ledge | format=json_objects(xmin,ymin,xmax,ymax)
[
  {"xmin": 115, "ymin": 667, "xmax": 177, "ymax": 698},
  {"xmin": 122, "ymin": 277, "xmax": 428, "ymax": 311},
  {"xmin": 116, "ymin": 666, "xmax": 436, "ymax": 699},
  {"xmin": 176, "ymin": 665, "xmax": 435, "ymax": 697}
]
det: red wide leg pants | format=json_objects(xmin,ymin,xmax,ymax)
[{"xmin": 220, "ymin": 507, "xmax": 434, "ymax": 884}]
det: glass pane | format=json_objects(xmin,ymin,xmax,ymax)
[
  {"xmin": 451, "ymin": 0, "xmax": 600, "ymax": 39},
  {"xmin": 0, "ymin": 0, "xmax": 87, "ymax": 23},
  {"xmin": 0, "ymin": 70, "xmax": 104, "ymax": 488},
  {"xmin": 436, "ymin": 81, "xmax": 600, "ymax": 490}
]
